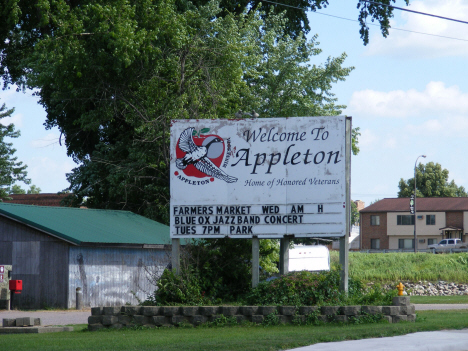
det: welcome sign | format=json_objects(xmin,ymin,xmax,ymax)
[{"xmin": 170, "ymin": 116, "xmax": 349, "ymax": 239}]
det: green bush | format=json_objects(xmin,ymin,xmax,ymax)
[
  {"xmin": 144, "ymin": 269, "xmax": 207, "ymax": 306},
  {"xmin": 244, "ymin": 269, "xmax": 394, "ymax": 306},
  {"xmin": 244, "ymin": 270, "xmax": 343, "ymax": 306},
  {"xmin": 161, "ymin": 239, "xmax": 279, "ymax": 302},
  {"xmin": 184, "ymin": 239, "xmax": 253, "ymax": 301},
  {"xmin": 352, "ymin": 283, "xmax": 396, "ymax": 306}
]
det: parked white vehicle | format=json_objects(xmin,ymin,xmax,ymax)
[{"xmin": 428, "ymin": 239, "xmax": 467, "ymax": 251}]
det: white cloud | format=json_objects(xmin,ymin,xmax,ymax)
[
  {"xmin": 0, "ymin": 87, "xmax": 18, "ymax": 105},
  {"xmin": 358, "ymin": 128, "xmax": 378, "ymax": 150},
  {"xmin": 347, "ymin": 81, "xmax": 468, "ymax": 119},
  {"xmin": 406, "ymin": 115, "xmax": 468, "ymax": 137},
  {"xmin": 365, "ymin": 0, "xmax": 468, "ymax": 58},
  {"xmin": 30, "ymin": 133, "xmax": 61, "ymax": 148},
  {"xmin": 384, "ymin": 137, "xmax": 397, "ymax": 149},
  {"xmin": 0, "ymin": 112, "xmax": 23, "ymax": 127},
  {"xmin": 27, "ymin": 156, "xmax": 74, "ymax": 192}
]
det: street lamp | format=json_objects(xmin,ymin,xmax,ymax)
[{"xmin": 414, "ymin": 154, "xmax": 426, "ymax": 253}]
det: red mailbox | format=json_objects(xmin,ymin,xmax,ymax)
[{"xmin": 9, "ymin": 280, "xmax": 22, "ymax": 294}]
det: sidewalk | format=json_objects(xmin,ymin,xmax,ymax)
[
  {"xmin": 291, "ymin": 329, "xmax": 468, "ymax": 351},
  {"xmin": 292, "ymin": 304, "xmax": 468, "ymax": 351}
]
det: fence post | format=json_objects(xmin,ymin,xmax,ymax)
[{"xmin": 76, "ymin": 287, "xmax": 83, "ymax": 310}]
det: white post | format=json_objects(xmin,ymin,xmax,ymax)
[{"xmin": 339, "ymin": 117, "xmax": 352, "ymax": 293}]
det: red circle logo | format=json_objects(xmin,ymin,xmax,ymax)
[{"xmin": 176, "ymin": 134, "xmax": 225, "ymax": 178}]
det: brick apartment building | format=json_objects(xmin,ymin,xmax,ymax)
[{"xmin": 360, "ymin": 198, "xmax": 468, "ymax": 250}]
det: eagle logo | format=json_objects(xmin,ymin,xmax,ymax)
[{"xmin": 175, "ymin": 127, "xmax": 238, "ymax": 183}]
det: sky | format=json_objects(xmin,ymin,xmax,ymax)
[{"xmin": 0, "ymin": 0, "xmax": 467, "ymax": 206}]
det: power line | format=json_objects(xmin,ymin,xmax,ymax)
[
  {"xmin": 362, "ymin": 0, "xmax": 468, "ymax": 26},
  {"xmin": 262, "ymin": 0, "xmax": 307, "ymax": 11},
  {"xmin": 261, "ymin": 0, "xmax": 468, "ymax": 43}
]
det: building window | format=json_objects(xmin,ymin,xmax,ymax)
[
  {"xmin": 397, "ymin": 215, "xmax": 415, "ymax": 225},
  {"xmin": 370, "ymin": 239, "xmax": 380, "ymax": 249},
  {"xmin": 370, "ymin": 215, "xmax": 380, "ymax": 226},
  {"xmin": 426, "ymin": 215, "xmax": 436, "ymax": 225},
  {"xmin": 398, "ymin": 239, "xmax": 414, "ymax": 249},
  {"xmin": 428, "ymin": 239, "xmax": 436, "ymax": 245}
]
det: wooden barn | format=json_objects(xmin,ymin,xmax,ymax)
[{"xmin": 0, "ymin": 203, "xmax": 171, "ymax": 309}]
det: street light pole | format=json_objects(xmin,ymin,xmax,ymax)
[{"xmin": 414, "ymin": 155, "xmax": 426, "ymax": 253}]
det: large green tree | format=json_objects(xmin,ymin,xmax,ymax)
[
  {"xmin": 0, "ymin": 102, "xmax": 30, "ymax": 199},
  {"xmin": 0, "ymin": 0, "xmax": 360, "ymax": 299},
  {"xmin": 8, "ymin": 184, "xmax": 42, "ymax": 194},
  {"xmin": 0, "ymin": 0, "xmax": 410, "ymax": 86},
  {"xmin": 0, "ymin": 0, "xmax": 355, "ymax": 223},
  {"xmin": 398, "ymin": 162, "xmax": 467, "ymax": 198}
]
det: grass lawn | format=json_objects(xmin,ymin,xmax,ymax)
[
  {"xmin": 330, "ymin": 251, "xmax": 468, "ymax": 283},
  {"xmin": 4, "ymin": 310, "xmax": 468, "ymax": 351}
]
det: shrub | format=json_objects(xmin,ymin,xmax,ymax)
[
  {"xmin": 244, "ymin": 269, "xmax": 395, "ymax": 306},
  {"xmin": 244, "ymin": 270, "xmax": 345, "ymax": 306},
  {"xmin": 184, "ymin": 239, "xmax": 253, "ymax": 301},
  {"xmin": 144, "ymin": 269, "xmax": 207, "ymax": 306},
  {"xmin": 351, "ymin": 283, "xmax": 397, "ymax": 306}
]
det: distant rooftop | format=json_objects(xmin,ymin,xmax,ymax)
[
  {"xmin": 361, "ymin": 197, "xmax": 468, "ymax": 213},
  {"xmin": 0, "ymin": 203, "xmax": 170, "ymax": 246},
  {"xmin": 3, "ymin": 193, "xmax": 68, "ymax": 207}
]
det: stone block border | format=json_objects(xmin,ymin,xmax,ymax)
[
  {"xmin": 2, "ymin": 317, "xmax": 41, "ymax": 327},
  {"xmin": 87, "ymin": 297, "xmax": 415, "ymax": 330},
  {"xmin": 0, "ymin": 317, "xmax": 73, "ymax": 334}
]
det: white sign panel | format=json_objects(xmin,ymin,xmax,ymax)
[{"xmin": 170, "ymin": 116, "xmax": 349, "ymax": 239}]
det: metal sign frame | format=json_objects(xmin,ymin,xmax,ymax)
[{"xmin": 170, "ymin": 116, "xmax": 351, "ymax": 240}]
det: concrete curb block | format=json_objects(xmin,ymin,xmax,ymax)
[{"xmin": 87, "ymin": 297, "xmax": 416, "ymax": 330}]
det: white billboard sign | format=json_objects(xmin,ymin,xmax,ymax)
[{"xmin": 170, "ymin": 116, "xmax": 349, "ymax": 239}]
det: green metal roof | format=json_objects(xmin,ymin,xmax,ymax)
[{"xmin": 0, "ymin": 203, "xmax": 170, "ymax": 246}]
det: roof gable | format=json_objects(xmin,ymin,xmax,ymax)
[
  {"xmin": 361, "ymin": 197, "xmax": 468, "ymax": 213},
  {"xmin": 0, "ymin": 203, "xmax": 170, "ymax": 246}
]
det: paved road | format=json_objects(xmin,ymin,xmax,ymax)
[
  {"xmin": 415, "ymin": 304, "xmax": 468, "ymax": 310},
  {"xmin": 0, "ymin": 309, "xmax": 90, "ymax": 326}
]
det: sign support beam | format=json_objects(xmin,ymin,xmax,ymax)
[
  {"xmin": 252, "ymin": 237, "xmax": 260, "ymax": 288},
  {"xmin": 339, "ymin": 117, "xmax": 352, "ymax": 293},
  {"xmin": 171, "ymin": 238, "xmax": 181, "ymax": 275},
  {"xmin": 279, "ymin": 237, "xmax": 290, "ymax": 275}
]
